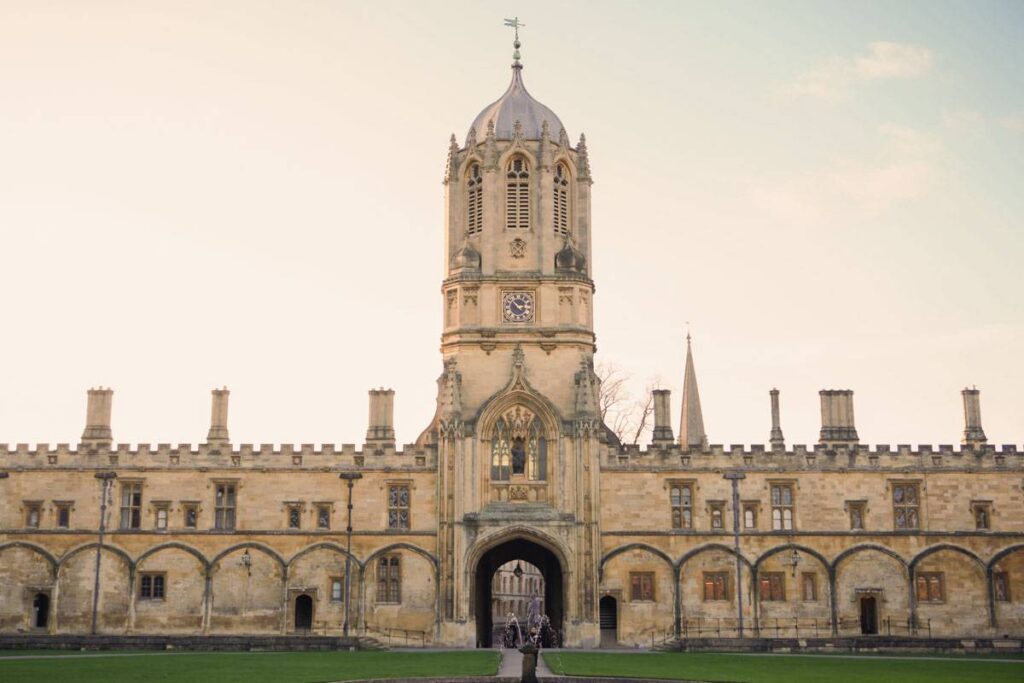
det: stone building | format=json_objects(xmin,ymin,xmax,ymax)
[
  {"xmin": 491, "ymin": 561, "xmax": 545, "ymax": 625},
  {"xmin": 0, "ymin": 39, "xmax": 1022, "ymax": 648}
]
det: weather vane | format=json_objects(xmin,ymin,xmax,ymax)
[
  {"xmin": 503, "ymin": 16, "xmax": 525, "ymax": 41},
  {"xmin": 504, "ymin": 16, "xmax": 525, "ymax": 63}
]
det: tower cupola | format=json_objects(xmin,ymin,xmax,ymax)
[{"xmin": 467, "ymin": 42, "xmax": 565, "ymax": 143}]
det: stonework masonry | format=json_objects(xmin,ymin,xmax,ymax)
[{"xmin": 1, "ymin": 43, "xmax": 1021, "ymax": 648}]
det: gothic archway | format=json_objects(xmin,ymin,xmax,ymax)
[{"xmin": 473, "ymin": 537, "xmax": 564, "ymax": 648}]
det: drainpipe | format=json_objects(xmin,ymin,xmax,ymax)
[
  {"xmin": 724, "ymin": 471, "xmax": 746, "ymax": 638},
  {"xmin": 91, "ymin": 471, "xmax": 117, "ymax": 635}
]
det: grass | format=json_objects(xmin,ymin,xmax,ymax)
[
  {"xmin": 542, "ymin": 651, "xmax": 1024, "ymax": 683},
  {"xmin": 0, "ymin": 650, "xmax": 500, "ymax": 683}
]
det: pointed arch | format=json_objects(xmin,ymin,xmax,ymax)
[
  {"xmin": 473, "ymin": 354, "xmax": 564, "ymax": 439},
  {"xmin": 832, "ymin": 543, "xmax": 908, "ymax": 573},
  {"xmin": 289, "ymin": 542, "xmax": 363, "ymax": 571},
  {"xmin": 467, "ymin": 525, "xmax": 570, "ymax": 577},
  {"xmin": 0, "ymin": 541, "xmax": 59, "ymax": 576},
  {"xmin": 677, "ymin": 543, "xmax": 754, "ymax": 571},
  {"xmin": 209, "ymin": 542, "xmax": 286, "ymax": 571},
  {"xmin": 753, "ymin": 543, "xmax": 831, "ymax": 573},
  {"xmin": 136, "ymin": 542, "xmax": 209, "ymax": 572},
  {"xmin": 909, "ymin": 544, "xmax": 985, "ymax": 571},
  {"xmin": 988, "ymin": 543, "xmax": 1024, "ymax": 570},
  {"xmin": 599, "ymin": 543, "xmax": 674, "ymax": 581},
  {"xmin": 59, "ymin": 542, "xmax": 135, "ymax": 572},
  {"xmin": 364, "ymin": 544, "xmax": 436, "ymax": 573}
]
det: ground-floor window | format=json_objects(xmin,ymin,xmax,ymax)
[
  {"xmin": 915, "ymin": 572, "xmax": 944, "ymax": 603},
  {"xmin": 630, "ymin": 572, "xmax": 654, "ymax": 602},
  {"xmin": 139, "ymin": 573, "xmax": 166, "ymax": 600},
  {"xmin": 703, "ymin": 572, "xmax": 729, "ymax": 601},
  {"xmin": 759, "ymin": 572, "xmax": 785, "ymax": 601},
  {"xmin": 377, "ymin": 555, "xmax": 401, "ymax": 603}
]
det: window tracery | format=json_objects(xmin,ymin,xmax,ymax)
[{"xmin": 490, "ymin": 406, "xmax": 547, "ymax": 482}]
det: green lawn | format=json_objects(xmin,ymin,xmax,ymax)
[
  {"xmin": 542, "ymin": 651, "xmax": 1024, "ymax": 683},
  {"xmin": 0, "ymin": 650, "xmax": 500, "ymax": 683}
]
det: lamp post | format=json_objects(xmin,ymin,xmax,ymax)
[
  {"xmin": 91, "ymin": 471, "xmax": 117, "ymax": 636},
  {"xmin": 339, "ymin": 472, "xmax": 363, "ymax": 638},
  {"xmin": 723, "ymin": 471, "xmax": 746, "ymax": 637}
]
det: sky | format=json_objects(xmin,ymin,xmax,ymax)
[{"xmin": 0, "ymin": 0, "xmax": 1022, "ymax": 448}]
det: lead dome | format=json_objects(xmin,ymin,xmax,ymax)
[{"xmin": 468, "ymin": 63, "xmax": 566, "ymax": 144}]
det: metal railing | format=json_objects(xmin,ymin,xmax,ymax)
[
  {"xmin": 674, "ymin": 616, "xmax": 933, "ymax": 639},
  {"xmin": 360, "ymin": 624, "xmax": 431, "ymax": 647}
]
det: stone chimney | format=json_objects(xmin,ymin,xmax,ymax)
[
  {"xmin": 81, "ymin": 387, "xmax": 113, "ymax": 446},
  {"xmin": 651, "ymin": 389, "xmax": 674, "ymax": 445},
  {"xmin": 961, "ymin": 387, "xmax": 987, "ymax": 448},
  {"xmin": 366, "ymin": 388, "xmax": 396, "ymax": 447},
  {"xmin": 769, "ymin": 388, "xmax": 785, "ymax": 450},
  {"xmin": 207, "ymin": 387, "xmax": 230, "ymax": 445},
  {"xmin": 819, "ymin": 389, "xmax": 858, "ymax": 446}
]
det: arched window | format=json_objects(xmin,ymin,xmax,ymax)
[
  {"xmin": 467, "ymin": 163, "xmax": 483, "ymax": 236},
  {"xmin": 505, "ymin": 157, "xmax": 530, "ymax": 230},
  {"xmin": 491, "ymin": 409, "xmax": 547, "ymax": 481},
  {"xmin": 491, "ymin": 419, "xmax": 511, "ymax": 481},
  {"xmin": 554, "ymin": 162, "xmax": 569, "ymax": 237}
]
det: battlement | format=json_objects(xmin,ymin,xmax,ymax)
[
  {"xmin": 604, "ymin": 441, "xmax": 1023, "ymax": 471},
  {"xmin": 0, "ymin": 441, "xmax": 436, "ymax": 470}
]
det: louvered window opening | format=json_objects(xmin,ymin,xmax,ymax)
[
  {"xmin": 467, "ymin": 164, "xmax": 483, "ymax": 235},
  {"xmin": 506, "ymin": 158, "xmax": 530, "ymax": 230},
  {"xmin": 554, "ymin": 163, "xmax": 569, "ymax": 237}
]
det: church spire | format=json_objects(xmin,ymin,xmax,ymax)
[{"xmin": 679, "ymin": 332, "xmax": 708, "ymax": 450}]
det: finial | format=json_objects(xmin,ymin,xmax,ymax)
[
  {"xmin": 686, "ymin": 321, "xmax": 691, "ymax": 344},
  {"xmin": 504, "ymin": 17, "xmax": 525, "ymax": 66}
]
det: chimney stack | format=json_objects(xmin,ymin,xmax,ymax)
[
  {"xmin": 769, "ymin": 388, "xmax": 785, "ymax": 450},
  {"xmin": 961, "ymin": 387, "xmax": 987, "ymax": 448},
  {"xmin": 207, "ymin": 387, "xmax": 230, "ymax": 445},
  {"xmin": 651, "ymin": 389, "xmax": 674, "ymax": 445},
  {"xmin": 366, "ymin": 388, "xmax": 396, "ymax": 447},
  {"xmin": 81, "ymin": 387, "xmax": 113, "ymax": 446},
  {"xmin": 819, "ymin": 389, "xmax": 858, "ymax": 446}
]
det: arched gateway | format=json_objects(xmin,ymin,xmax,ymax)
[{"xmin": 473, "ymin": 536, "xmax": 565, "ymax": 648}]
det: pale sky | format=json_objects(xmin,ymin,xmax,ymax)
[{"xmin": 1, "ymin": 1, "xmax": 1022, "ymax": 448}]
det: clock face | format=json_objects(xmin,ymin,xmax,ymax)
[{"xmin": 502, "ymin": 291, "xmax": 535, "ymax": 323}]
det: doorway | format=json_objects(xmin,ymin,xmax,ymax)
[
  {"xmin": 474, "ymin": 537, "xmax": 563, "ymax": 648},
  {"xmin": 32, "ymin": 593, "xmax": 49, "ymax": 629},
  {"xmin": 599, "ymin": 595, "xmax": 618, "ymax": 647},
  {"xmin": 294, "ymin": 594, "xmax": 313, "ymax": 632},
  {"xmin": 859, "ymin": 595, "xmax": 878, "ymax": 635}
]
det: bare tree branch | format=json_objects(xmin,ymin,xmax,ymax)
[{"xmin": 597, "ymin": 360, "xmax": 662, "ymax": 446}]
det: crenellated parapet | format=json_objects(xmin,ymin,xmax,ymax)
[
  {"xmin": 602, "ymin": 441, "xmax": 1023, "ymax": 472},
  {"xmin": 0, "ymin": 441, "xmax": 437, "ymax": 470}
]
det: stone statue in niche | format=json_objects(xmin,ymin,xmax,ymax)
[{"xmin": 511, "ymin": 437, "xmax": 526, "ymax": 475}]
